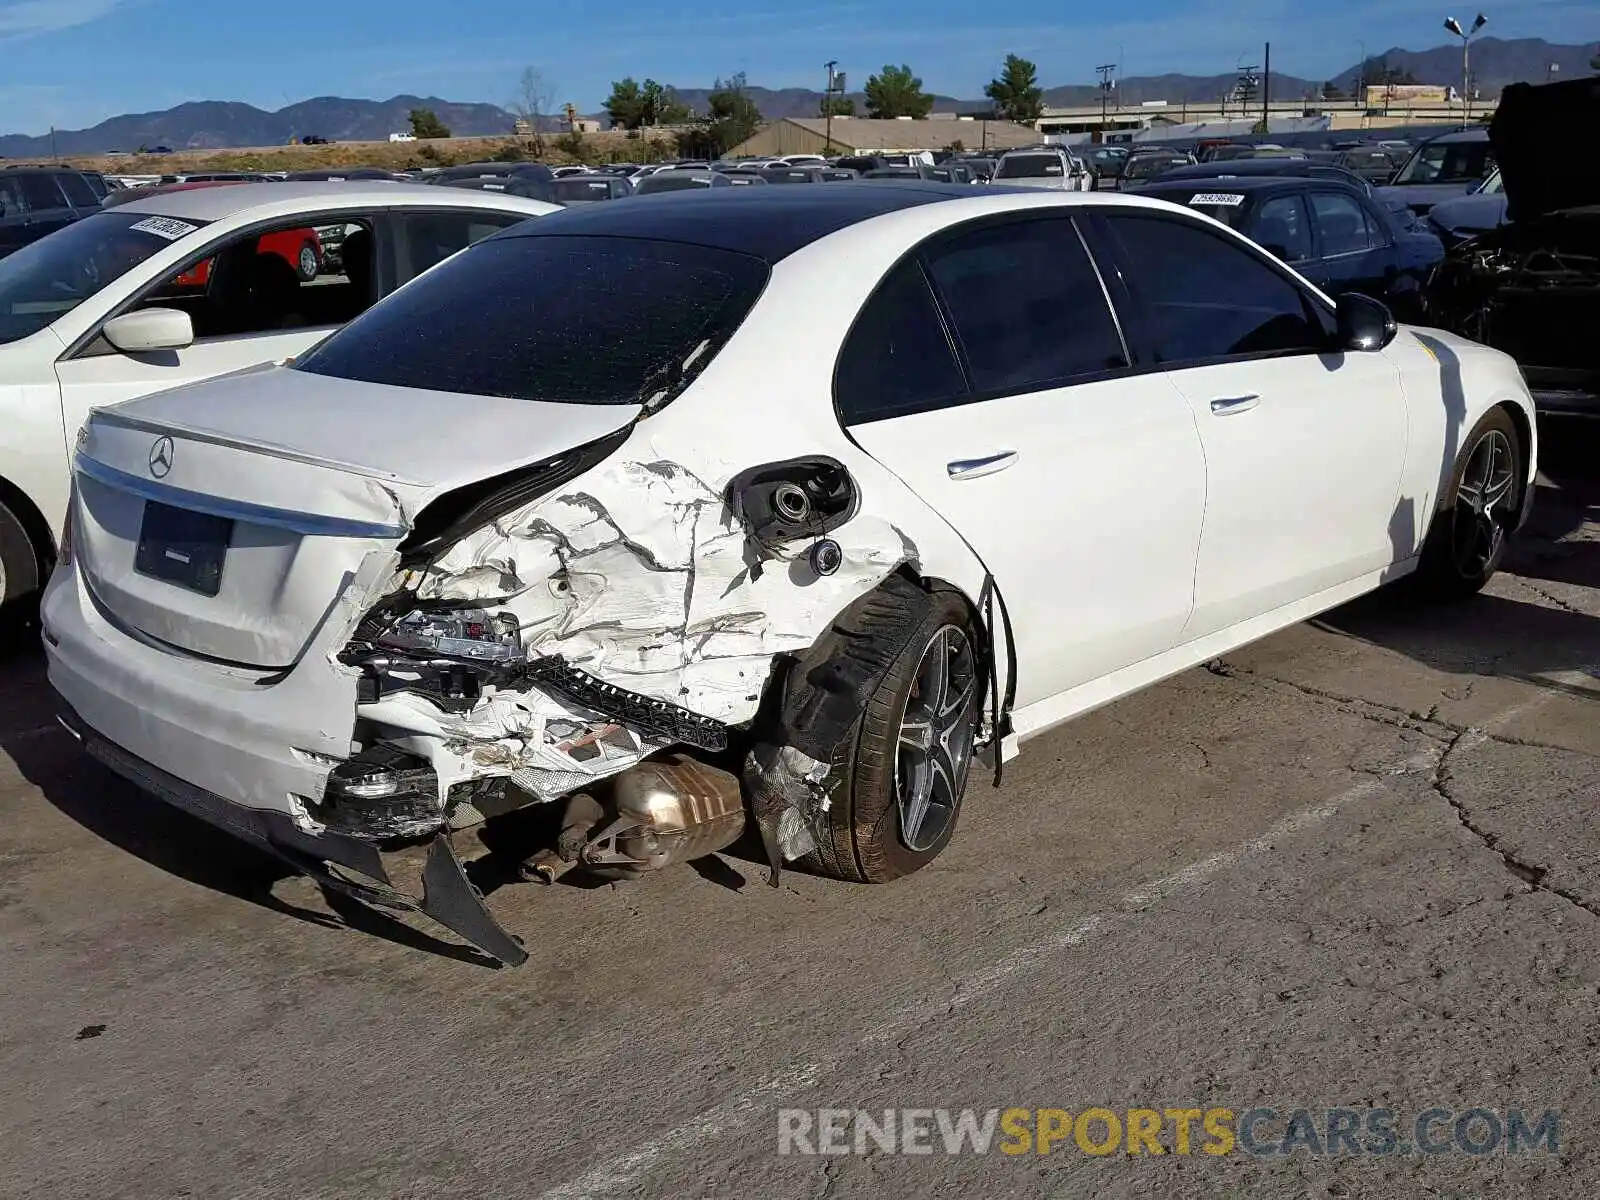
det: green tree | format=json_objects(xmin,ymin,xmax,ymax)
[
  {"xmin": 864, "ymin": 64, "xmax": 933, "ymax": 119},
  {"xmin": 1320, "ymin": 80, "xmax": 1346, "ymax": 100},
  {"xmin": 409, "ymin": 108, "xmax": 451, "ymax": 138},
  {"xmin": 984, "ymin": 54, "xmax": 1043, "ymax": 123},
  {"xmin": 606, "ymin": 77, "xmax": 690, "ymax": 130},
  {"xmin": 678, "ymin": 72, "xmax": 762, "ymax": 156},
  {"xmin": 819, "ymin": 94, "xmax": 855, "ymax": 118}
]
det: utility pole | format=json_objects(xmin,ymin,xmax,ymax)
[
  {"xmin": 1096, "ymin": 63, "xmax": 1116, "ymax": 142},
  {"xmin": 824, "ymin": 61, "xmax": 837, "ymax": 150},
  {"xmin": 1262, "ymin": 42, "xmax": 1271, "ymax": 131},
  {"xmin": 50, "ymin": 125, "xmax": 58, "ymax": 159}
]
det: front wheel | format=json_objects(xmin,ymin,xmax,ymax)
[
  {"xmin": 802, "ymin": 589, "xmax": 982, "ymax": 883},
  {"xmin": 1418, "ymin": 407, "xmax": 1523, "ymax": 598}
]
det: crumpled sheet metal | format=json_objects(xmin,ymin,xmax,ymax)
[
  {"xmin": 410, "ymin": 453, "xmax": 914, "ymax": 728},
  {"xmin": 744, "ymin": 741, "xmax": 832, "ymax": 867},
  {"xmin": 359, "ymin": 690, "xmax": 666, "ymax": 805}
]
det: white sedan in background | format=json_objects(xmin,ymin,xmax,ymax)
[
  {"xmin": 43, "ymin": 185, "xmax": 1535, "ymax": 964},
  {"xmin": 0, "ymin": 181, "xmax": 557, "ymax": 623}
]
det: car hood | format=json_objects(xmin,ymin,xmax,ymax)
[
  {"xmin": 1427, "ymin": 192, "xmax": 1508, "ymax": 234},
  {"xmin": 1375, "ymin": 182, "xmax": 1478, "ymax": 212},
  {"xmin": 1491, "ymin": 77, "xmax": 1600, "ymax": 223}
]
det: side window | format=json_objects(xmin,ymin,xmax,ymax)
[
  {"xmin": 1252, "ymin": 195, "xmax": 1312, "ymax": 263},
  {"xmin": 135, "ymin": 216, "xmax": 377, "ymax": 340},
  {"xmin": 1308, "ymin": 191, "xmax": 1374, "ymax": 257},
  {"xmin": 835, "ymin": 259, "xmax": 967, "ymax": 424},
  {"xmin": 56, "ymin": 173, "xmax": 99, "ymax": 209},
  {"xmin": 17, "ymin": 174, "xmax": 68, "ymax": 213},
  {"xmin": 921, "ymin": 217, "xmax": 1127, "ymax": 395},
  {"xmin": 1102, "ymin": 213, "xmax": 1328, "ymax": 364},
  {"xmin": 0, "ymin": 178, "xmax": 23, "ymax": 219},
  {"xmin": 392, "ymin": 211, "xmax": 527, "ymax": 285}
]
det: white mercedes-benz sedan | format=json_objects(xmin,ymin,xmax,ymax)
[
  {"xmin": 42, "ymin": 184, "xmax": 1537, "ymax": 964},
  {"xmin": 0, "ymin": 181, "xmax": 557, "ymax": 625}
]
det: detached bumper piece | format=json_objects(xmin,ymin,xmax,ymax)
[{"xmin": 56, "ymin": 705, "xmax": 528, "ymax": 967}]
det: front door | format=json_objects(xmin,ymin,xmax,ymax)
[
  {"xmin": 837, "ymin": 214, "xmax": 1207, "ymax": 708},
  {"xmin": 1096, "ymin": 209, "xmax": 1409, "ymax": 641}
]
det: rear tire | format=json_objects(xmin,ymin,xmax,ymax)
[
  {"xmin": 1418, "ymin": 407, "xmax": 1523, "ymax": 599},
  {"xmin": 0, "ymin": 499, "xmax": 42, "ymax": 653},
  {"xmin": 801, "ymin": 589, "xmax": 982, "ymax": 884}
]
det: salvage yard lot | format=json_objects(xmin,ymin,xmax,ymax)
[{"xmin": 2, "ymin": 428, "xmax": 1598, "ymax": 1198}]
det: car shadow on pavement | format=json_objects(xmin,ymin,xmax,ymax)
[
  {"xmin": 1316, "ymin": 583, "xmax": 1600, "ymax": 701},
  {"xmin": 2, "ymin": 649, "xmax": 497, "ymax": 966}
]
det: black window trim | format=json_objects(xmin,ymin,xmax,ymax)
[
  {"xmin": 829, "ymin": 251, "xmax": 970, "ymax": 429},
  {"xmin": 915, "ymin": 210, "xmax": 1136, "ymax": 403},
  {"xmin": 1079, "ymin": 206, "xmax": 1338, "ymax": 374}
]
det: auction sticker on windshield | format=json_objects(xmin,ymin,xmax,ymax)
[
  {"xmin": 1189, "ymin": 193, "xmax": 1246, "ymax": 207},
  {"xmin": 128, "ymin": 216, "xmax": 200, "ymax": 241}
]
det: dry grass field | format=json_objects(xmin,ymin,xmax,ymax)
[{"xmin": 12, "ymin": 131, "xmax": 682, "ymax": 174}]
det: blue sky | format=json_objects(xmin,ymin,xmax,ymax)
[{"xmin": 0, "ymin": 0, "xmax": 1594, "ymax": 134}]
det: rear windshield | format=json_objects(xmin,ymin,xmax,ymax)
[
  {"xmin": 996, "ymin": 155, "xmax": 1064, "ymax": 178},
  {"xmin": 0, "ymin": 209, "xmax": 209, "ymax": 345},
  {"xmin": 294, "ymin": 234, "xmax": 770, "ymax": 409},
  {"xmin": 550, "ymin": 178, "xmax": 616, "ymax": 202},
  {"xmin": 1122, "ymin": 155, "xmax": 1189, "ymax": 180},
  {"xmin": 637, "ymin": 174, "xmax": 713, "ymax": 193},
  {"xmin": 1152, "ymin": 189, "xmax": 1254, "ymax": 230}
]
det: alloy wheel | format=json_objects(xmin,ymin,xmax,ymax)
[
  {"xmin": 299, "ymin": 245, "xmax": 318, "ymax": 280},
  {"xmin": 895, "ymin": 625, "xmax": 978, "ymax": 852},
  {"xmin": 1451, "ymin": 428, "xmax": 1516, "ymax": 579}
]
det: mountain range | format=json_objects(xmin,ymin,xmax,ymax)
[{"xmin": 1, "ymin": 37, "xmax": 1592, "ymax": 157}]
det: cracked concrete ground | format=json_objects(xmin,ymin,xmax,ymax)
[{"xmin": 1, "ymin": 428, "xmax": 1598, "ymax": 1199}]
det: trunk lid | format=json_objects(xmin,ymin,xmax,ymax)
[
  {"xmin": 72, "ymin": 364, "xmax": 639, "ymax": 667},
  {"xmin": 1491, "ymin": 77, "xmax": 1600, "ymax": 223}
]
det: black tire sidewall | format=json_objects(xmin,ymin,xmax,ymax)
[
  {"xmin": 834, "ymin": 589, "xmax": 980, "ymax": 883},
  {"xmin": 0, "ymin": 499, "xmax": 41, "ymax": 644},
  {"xmin": 1421, "ymin": 407, "xmax": 1522, "ymax": 595}
]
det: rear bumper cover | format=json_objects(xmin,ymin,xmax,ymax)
[{"xmin": 54, "ymin": 703, "xmax": 527, "ymax": 966}]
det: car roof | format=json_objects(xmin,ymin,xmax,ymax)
[
  {"xmin": 1425, "ymin": 128, "xmax": 1490, "ymax": 143},
  {"xmin": 106, "ymin": 180, "xmax": 553, "ymax": 220},
  {"xmin": 1134, "ymin": 176, "xmax": 1324, "ymax": 195},
  {"xmin": 495, "ymin": 181, "xmax": 994, "ymax": 262}
]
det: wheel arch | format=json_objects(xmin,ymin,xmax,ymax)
[{"xmin": 0, "ymin": 469, "xmax": 56, "ymax": 580}]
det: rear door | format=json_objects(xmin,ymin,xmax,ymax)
[
  {"xmin": 1092, "ymin": 209, "xmax": 1408, "ymax": 641},
  {"xmin": 1306, "ymin": 187, "xmax": 1395, "ymax": 300},
  {"xmin": 840, "ymin": 213, "xmax": 1207, "ymax": 708}
]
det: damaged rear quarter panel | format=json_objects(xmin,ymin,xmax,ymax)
[{"xmin": 363, "ymin": 208, "xmax": 1015, "ymax": 796}]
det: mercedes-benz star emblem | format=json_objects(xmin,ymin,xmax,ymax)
[{"xmin": 148, "ymin": 436, "xmax": 174, "ymax": 478}]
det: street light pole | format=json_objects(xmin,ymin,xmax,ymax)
[
  {"xmin": 1355, "ymin": 38, "xmax": 1366, "ymax": 111},
  {"xmin": 1444, "ymin": 13, "xmax": 1487, "ymax": 126},
  {"xmin": 824, "ymin": 60, "xmax": 837, "ymax": 150}
]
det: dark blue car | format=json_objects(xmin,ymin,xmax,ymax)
[
  {"xmin": 1130, "ymin": 175, "xmax": 1444, "ymax": 321},
  {"xmin": 1375, "ymin": 128, "xmax": 1495, "ymax": 218}
]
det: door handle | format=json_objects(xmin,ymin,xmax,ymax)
[
  {"xmin": 1209, "ymin": 394, "xmax": 1261, "ymax": 416},
  {"xmin": 947, "ymin": 451, "xmax": 1019, "ymax": 480}
]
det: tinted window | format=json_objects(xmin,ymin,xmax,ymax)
[
  {"xmin": 17, "ymin": 174, "xmax": 68, "ymax": 212},
  {"xmin": 392, "ymin": 211, "xmax": 528, "ymax": 283},
  {"xmin": 57, "ymin": 173, "xmax": 98, "ymax": 207},
  {"xmin": 0, "ymin": 177, "xmax": 24, "ymax": 219},
  {"xmin": 1252, "ymin": 194, "xmax": 1312, "ymax": 262},
  {"xmin": 1308, "ymin": 191, "xmax": 1375, "ymax": 256},
  {"xmin": 1103, "ymin": 213, "xmax": 1326, "ymax": 364},
  {"xmin": 637, "ymin": 174, "xmax": 715, "ymax": 194},
  {"xmin": 835, "ymin": 260, "xmax": 967, "ymax": 424},
  {"xmin": 296, "ymin": 235, "xmax": 769, "ymax": 408},
  {"xmin": 923, "ymin": 217, "xmax": 1126, "ymax": 394}
]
